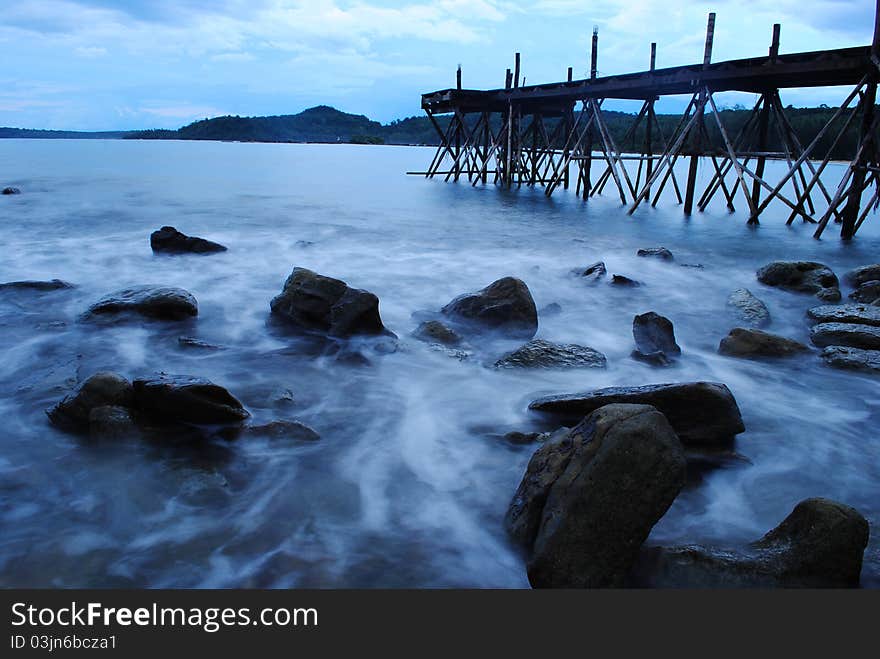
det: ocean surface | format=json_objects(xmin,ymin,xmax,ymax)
[{"xmin": 0, "ymin": 139, "xmax": 877, "ymax": 588}]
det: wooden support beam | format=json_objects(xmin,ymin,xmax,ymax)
[{"xmin": 514, "ymin": 53, "xmax": 521, "ymax": 89}]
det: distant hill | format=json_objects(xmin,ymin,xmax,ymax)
[{"xmin": 0, "ymin": 127, "xmax": 134, "ymax": 139}]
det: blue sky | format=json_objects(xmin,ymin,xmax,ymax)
[{"xmin": 0, "ymin": 0, "xmax": 875, "ymax": 130}]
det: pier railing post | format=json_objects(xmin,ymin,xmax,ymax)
[{"xmin": 685, "ymin": 12, "xmax": 715, "ymax": 215}]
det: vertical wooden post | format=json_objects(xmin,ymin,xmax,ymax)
[
  {"xmin": 583, "ymin": 27, "xmax": 599, "ymax": 198},
  {"xmin": 514, "ymin": 52, "xmax": 521, "ymax": 89},
  {"xmin": 505, "ymin": 69, "xmax": 512, "ymax": 90},
  {"xmin": 769, "ymin": 23, "xmax": 780, "ymax": 61},
  {"xmin": 685, "ymin": 12, "xmax": 714, "ymax": 215},
  {"xmin": 646, "ymin": 43, "xmax": 657, "ymax": 196},
  {"xmin": 567, "ymin": 67, "xmax": 573, "ymax": 82},
  {"xmin": 456, "ymin": 65, "xmax": 462, "ymax": 90},
  {"xmin": 590, "ymin": 27, "xmax": 598, "ymax": 79}
]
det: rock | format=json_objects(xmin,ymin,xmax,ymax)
[
  {"xmin": 632, "ymin": 312, "xmax": 680, "ymax": 365},
  {"xmin": 412, "ymin": 320, "xmax": 462, "ymax": 346},
  {"xmin": 2, "ymin": 187, "xmax": 21, "ymax": 195},
  {"xmin": 441, "ymin": 277, "xmax": 538, "ymax": 339},
  {"xmin": 47, "ymin": 372, "xmax": 134, "ymax": 432},
  {"xmin": 611, "ymin": 274, "xmax": 641, "ymax": 287},
  {"xmin": 821, "ymin": 345, "xmax": 880, "ymax": 373},
  {"xmin": 844, "ymin": 264, "xmax": 880, "ymax": 288},
  {"xmin": 637, "ymin": 247, "xmax": 674, "ymax": 261},
  {"xmin": 132, "ymin": 375, "xmax": 249, "ymax": 426},
  {"xmin": 495, "ymin": 339, "xmax": 606, "ymax": 369},
  {"xmin": 177, "ymin": 336, "xmax": 223, "ymax": 351},
  {"xmin": 638, "ymin": 498, "xmax": 869, "ymax": 587},
  {"xmin": 849, "ymin": 280, "xmax": 880, "ymax": 304},
  {"xmin": 88, "ymin": 405, "xmax": 140, "ymax": 440},
  {"xmin": 807, "ymin": 303, "xmax": 880, "ymax": 327},
  {"xmin": 539, "ymin": 302, "xmax": 562, "ymax": 316},
  {"xmin": 244, "ymin": 420, "xmax": 320, "ymax": 441},
  {"xmin": 679, "ymin": 263, "xmax": 704, "ymax": 269},
  {"xmin": 810, "ymin": 322, "xmax": 880, "ymax": 350},
  {"xmin": 727, "ymin": 288, "xmax": 770, "ymax": 328},
  {"xmin": 756, "ymin": 261, "xmax": 840, "ymax": 302},
  {"xmin": 85, "ymin": 285, "xmax": 198, "ymax": 321},
  {"xmin": 503, "ymin": 431, "xmax": 543, "ymax": 445},
  {"xmin": 150, "ymin": 226, "xmax": 227, "ymax": 254},
  {"xmin": 530, "ymin": 381, "xmax": 744, "ymax": 447},
  {"xmin": 718, "ymin": 328, "xmax": 809, "ymax": 358},
  {"xmin": 572, "ymin": 262, "xmax": 606, "ymax": 281},
  {"xmin": 0, "ymin": 279, "xmax": 73, "ymax": 292},
  {"xmin": 506, "ymin": 404, "xmax": 686, "ymax": 588},
  {"xmin": 270, "ymin": 267, "xmax": 388, "ymax": 338}
]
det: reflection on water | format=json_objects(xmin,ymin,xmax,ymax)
[{"xmin": 0, "ymin": 139, "xmax": 877, "ymax": 587}]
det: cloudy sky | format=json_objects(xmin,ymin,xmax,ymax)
[{"xmin": 0, "ymin": 0, "xmax": 874, "ymax": 130}]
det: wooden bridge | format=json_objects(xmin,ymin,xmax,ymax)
[{"xmin": 416, "ymin": 5, "xmax": 880, "ymax": 239}]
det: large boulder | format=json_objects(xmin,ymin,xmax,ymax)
[
  {"xmin": 47, "ymin": 372, "xmax": 134, "ymax": 432},
  {"xmin": 718, "ymin": 328, "xmax": 809, "ymax": 358},
  {"xmin": 727, "ymin": 288, "xmax": 770, "ymax": 328},
  {"xmin": 849, "ymin": 280, "xmax": 880, "ymax": 304},
  {"xmin": 495, "ymin": 339, "xmax": 606, "ymax": 369},
  {"xmin": 810, "ymin": 322, "xmax": 880, "ymax": 350},
  {"xmin": 441, "ymin": 277, "xmax": 537, "ymax": 339},
  {"xmin": 807, "ymin": 303, "xmax": 880, "ymax": 327},
  {"xmin": 85, "ymin": 286, "xmax": 198, "ymax": 321},
  {"xmin": 506, "ymin": 404, "xmax": 686, "ymax": 588},
  {"xmin": 132, "ymin": 375, "xmax": 250, "ymax": 426},
  {"xmin": 0, "ymin": 279, "xmax": 73, "ymax": 292},
  {"xmin": 637, "ymin": 247, "xmax": 674, "ymax": 261},
  {"xmin": 150, "ymin": 226, "xmax": 227, "ymax": 254},
  {"xmin": 637, "ymin": 498, "xmax": 869, "ymax": 587},
  {"xmin": 632, "ymin": 312, "xmax": 680, "ymax": 365},
  {"xmin": 821, "ymin": 346, "xmax": 880, "ymax": 373},
  {"xmin": 756, "ymin": 261, "xmax": 840, "ymax": 302},
  {"xmin": 270, "ymin": 267, "xmax": 388, "ymax": 337},
  {"xmin": 89, "ymin": 405, "xmax": 140, "ymax": 440},
  {"xmin": 844, "ymin": 264, "xmax": 880, "ymax": 288},
  {"xmin": 530, "ymin": 382, "xmax": 744, "ymax": 447}
]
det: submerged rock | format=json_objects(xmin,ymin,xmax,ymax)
[
  {"xmin": 637, "ymin": 498, "xmax": 869, "ymax": 587},
  {"xmin": 727, "ymin": 288, "xmax": 770, "ymax": 328},
  {"xmin": 572, "ymin": 261, "xmax": 606, "ymax": 281},
  {"xmin": 441, "ymin": 277, "xmax": 538, "ymax": 339},
  {"xmin": 821, "ymin": 345, "xmax": 880, "ymax": 373},
  {"xmin": 243, "ymin": 420, "xmax": 320, "ymax": 441},
  {"xmin": 132, "ymin": 375, "xmax": 249, "ymax": 426},
  {"xmin": 849, "ymin": 280, "xmax": 880, "ymax": 304},
  {"xmin": 718, "ymin": 328, "xmax": 809, "ymax": 358},
  {"xmin": 495, "ymin": 339, "xmax": 606, "ymax": 369},
  {"xmin": 270, "ymin": 267, "xmax": 388, "ymax": 338},
  {"xmin": 2, "ymin": 187, "xmax": 21, "ymax": 195},
  {"xmin": 506, "ymin": 404, "xmax": 686, "ymax": 588},
  {"xmin": 85, "ymin": 285, "xmax": 198, "ymax": 321},
  {"xmin": 150, "ymin": 226, "xmax": 227, "ymax": 254},
  {"xmin": 844, "ymin": 264, "xmax": 880, "ymax": 288},
  {"xmin": 632, "ymin": 312, "xmax": 680, "ymax": 365},
  {"xmin": 0, "ymin": 279, "xmax": 73, "ymax": 292},
  {"xmin": 412, "ymin": 320, "xmax": 462, "ymax": 346},
  {"xmin": 47, "ymin": 372, "xmax": 134, "ymax": 433},
  {"xmin": 177, "ymin": 336, "xmax": 223, "ymax": 351},
  {"xmin": 810, "ymin": 322, "xmax": 880, "ymax": 350},
  {"xmin": 89, "ymin": 405, "xmax": 140, "ymax": 440},
  {"xmin": 637, "ymin": 247, "xmax": 674, "ymax": 261},
  {"xmin": 539, "ymin": 302, "xmax": 563, "ymax": 316},
  {"xmin": 530, "ymin": 381, "xmax": 744, "ymax": 447},
  {"xmin": 807, "ymin": 303, "xmax": 880, "ymax": 327},
  {"xmin": 611, "ymin": 274, "xmax": 641, "ymax": 287},
  {"xmin": 756, "ymin": 261, "xmax": 840, "ymax": 302}
]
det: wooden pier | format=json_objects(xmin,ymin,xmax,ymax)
[{"xmin": 416, "ymin": 5, "xmax": 880, "ymax": 239}]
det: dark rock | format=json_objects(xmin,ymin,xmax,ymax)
[
  {"xmin": 756, "ymin": 261, "xmax": 840, "ymax": 302},
  {"xmin": 727, "ymin": 288, "xmax": 770, "ymax": 328},
  {"xmin": 150, "ymin": 226, "xmax": 227, "ymax": 254},
  {"xmin": 638, "ymin": 498, "xmax": 869, "ymax": 587},
  {"xmin": 2, "ymin": 187, "xmax": 21, "ymax": 195},
  {"xmin": 810, "ymin": 322, "xmax": 880, "ymax": 350},
  {"xmin": 632, "ymin": 312, "xmax": 680, "ymax": 365},
  {"xmin": 719, "ymin": 328, "xmax": 809, "ymax": 358},
  {"xmin": 270, "ymin": 267, "xmax": 388, "ymax": 337},
  {"xmin": 85, "ymin": 286, "xmax": 198, "ymax": 321},
  {"xmin": 849, "ymin": 280, "xmax": 880, "ymax": 304},
  {"xmin": 495, "ymin": 339, "xmax": 606, "ymax": 369},
  {"xmin": 178, "ymin": 336, "xmax": 223, "ymax": 351},
  {"xmin": 530, "ymin": 381, "xmax": 744, "ymax": 447},
  {"xmin": 89, "ymin": 405, "xmax": 140, "ymax": 440},
  {"xmin": 441, "ymin": 277, "xmax": 538, "ymax": 339},
  {"xmin": 412, "ymin": 320, "xmax": 462, "ymax": 346},
  {"xmin": 821, "ymin": 345, "xmax": 880, "ymax": 373},
  {"xmin": 807, "ymin": 303, "xmax": 880, "ymax": 327},
  {"xmin": 637, "ymin": 247, "xmax": 674, "ymax": 261},
  {"xmin": 539, "ymin": 302, "xmax": 562, "ymax": 316},
  {"xmin": 0, "ymin": 279, "xmax": 73, "ymax": 292},
  {"xmin": 506, "ymin": 404, "xmax": 686, "ymax": 588},
  {"xmin": 47, "ymin": 372, "xmax": 134, "ymax": 432},
  {"xmin": 503, "ymin": 431, "xmax": 543, "ymax": 445},
  {"xmin": 132, "ymin": 375, "xmax": 249, "ymax": 426},
  {"xmin": 611, "ymin": 274, "xmax": 641, "ymax": 287},
  {"xmin": 572, "ymin": 262, "xmax": 606, "ymax": 281},
  {"xmin": 844, "ymin": 264, "xmax": 880, "ymax": 288},
  {"xmin": 679, "ymin": 263, "xmax": 705, "ymax": 269},
  {"xmin": 244, "ymin": 420, "xmax": 320, "ymax": 441}
]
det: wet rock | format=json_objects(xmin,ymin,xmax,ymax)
[
  {"xmin": 530, "ymin": 381, "xmax": 744, "ymax": 447},
  {"xmin": 85, "ymin": 285, "xmax": 198, "ymax": 321},
  {"xmin": 572, "ymin": 262, "xmax": 606, "ymax": 281},
  {"xmin": 503, "ymin": 431, "xmax": 544, "ymax": 445},
  {"xmin": 637, "ymin": 247, "xmax": 674, "ymax": 261},
  {"xmin": 88, "ymin": 405, "xmax": 140, "ymax": 440},
  {"xmin": 243, "ymin": 420, "xmax": 320, "ymax": 441},
  {"xmin": 441, "ymin": 277, "xmax": 538, "ymax": 339},
  {"xmin": 821, "ymin": 346, "xmax": 880, "ymax": 373},
  {"xmin": 637, "ymin": 498, "xmax": 869, "ymax": 587},
  {"xmin": 270, "ymin": 267, "xmax": 388, "ymax": 338},
  {"xmin": 807, "ymin": 303, "xmax": 880, "ymax": 327},
  {"xmin": 849, "ymin": 280, "xmax": 880, "ymax": 304},
  {"xmin": 2, "ymin": 187, "xmax": 21, "ymax": 195},
  {"xmin": 539, "ymin": 302, "xmax": 562, "ymax": 316},
  {"xmin": 47, "ymin": 372, "xmax": 134, "ymax": 433},
  {"xmin": 506, "ymin": 404, "xmax": 686, "ymax": 588},
  {"xmin": 178, "ymin": 336, "xmax": 223, "ymax": 351},
  {"xmin": 756, "ymin": 261, "xmax": 840, "ymax": 302},
  {"xmin": 718, "ymin": 328, "xmax": 809, "ymax": 358},
  {"xmin": 495, "ymin": 339, "xmax": 606, "ymax": 369},
  {"xmin": 132, "ymin": 375, "xmax": 249, "ymax": 426},
  {"xmin": 0, "ymin": 279, "xmax": 74, "ymax": 292},
  {"xmin": 632, "ymin": 312, "xmax": 680, "ymax": 365},
  {"xmin": 412, "ymin": 320, "xmax": 462, "ymax": 346},
  {"xmin": 727, "ymin": 288, "xmax": 770, "ymax": 328},
  {"xmin": 810, "ymin": 322, "xmax": 880, "ymax": 350},
  {"xmin": 844, "ymin": 264, "xmax": 880, "ymax": 288},
  {"xmin": 611, "ymin": 274, "xmax": 641, "ymax": 287},
  {"xmin": 150, "ymin": 226, "xmax": 227, "ymax": 254},
  {"xmin": 679, "ymin": 263, "xmax": 704, "ymax": 269}
]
